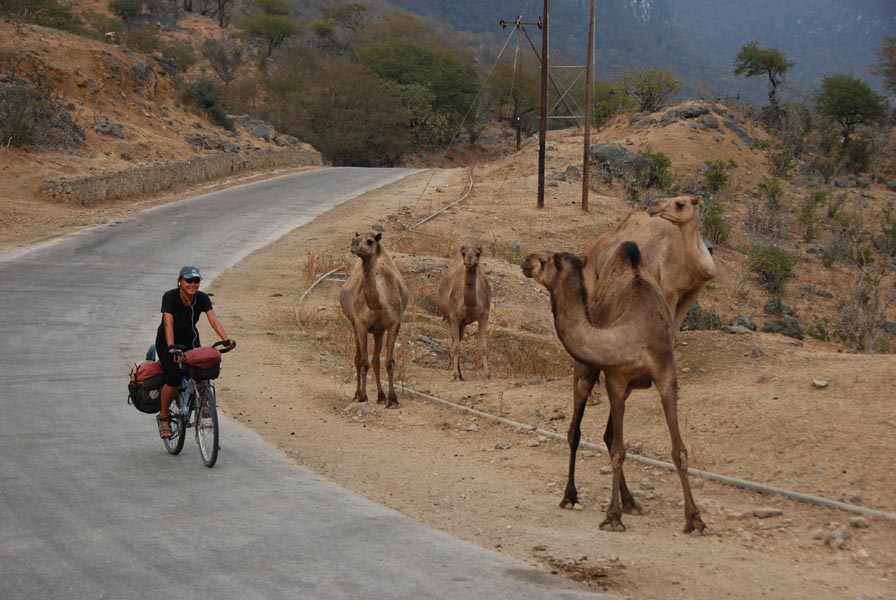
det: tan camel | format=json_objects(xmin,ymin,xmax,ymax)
[
  {"xmin": 338, "ymin": 232, "xmax": 409, "ymax": 408},
  {"xmin": 563, "ymin": 194, "xmax": 717, "ymax": 514},
  {"xmin": 435, "ymin": 244, "xmax": 491, "ymax": 380},
  {"xmin": 522, "ymin": 245, "xmax": 706, "ymax": 533},
  {"xmin": 585, "ymin": 194, "xmax": 716, "ymax": 332}
]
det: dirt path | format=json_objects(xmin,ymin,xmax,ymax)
[{"xmin": 203, "ymin": 168, "xmax": 895, "ymax": 600}]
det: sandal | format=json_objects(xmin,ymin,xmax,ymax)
[{"xmin": 157, "ymin": 415, "xmax": 172, "ymax": 439}]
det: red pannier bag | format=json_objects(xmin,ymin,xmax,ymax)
[
  {"xmin": 128, "ymin": 361, "xmax": 164, "ymax": 413},
  {"xmin": 184, "ymin": 347, "xmax": 222, "ymax": 380}
]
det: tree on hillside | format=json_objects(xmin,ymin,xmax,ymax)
[
  {"xmin": 871, "ymin": 36, "xmax": 896, "ymax": 94},
  {"xmin": 618, "ymin": 67, "xmax": 681, "ymax": 113},
  {"xmin": 733, "ymin": 41, "xmax": 794, "ymax": 116},
  {"xmin": 201, "ymin": 37, "xmax": 242, "ymax": 102},
  {"xmin": 359, "ymin": 38, "xmax": 478, "ymax": 147},
  {"xmin": 323, "ymin": 3, "xmax": 366, "ymax": 33},
  {"xmin": 238, "ymin": 0, "xmax": 301, "ymax": 62},
  {"xmin": 0, "ymin": 0, "xmax": 76, "ymax": 33},
  {"xmin": 816, "ymin": 74, "xmax": 886, "ymax": 147},
  {"xmin": 261, "ymin": 54, "xmax": 411, "ymax": 166},
  {"xmin": 484, "ymin": 62, "xmax": 540, "ymax": 149}
]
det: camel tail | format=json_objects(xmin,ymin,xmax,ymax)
[{"xmin": 619, "ymin": 241, "xmax": 642, "ymax": 268}]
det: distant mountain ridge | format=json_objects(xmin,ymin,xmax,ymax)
[{"xmin": 383, "ymin": 0, "xmax": 895, "ymax": 103}]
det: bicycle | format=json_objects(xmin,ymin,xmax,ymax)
[{"xmin": 163, "ymin": 340, "xmax": 234, "ymax": 467}]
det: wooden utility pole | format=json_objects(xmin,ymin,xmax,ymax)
[
  {"xmin": 582, "ymin": 0, "xmax": 595, "ymax": 212},
  {"xmin": 537, "ymin": 0, "xmax": 549, "ymax": 209}
]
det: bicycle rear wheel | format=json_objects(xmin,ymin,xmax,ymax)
[
  {"xmin": 196, "ymin": 385, "xmax": 219, "ymax": 467},
  {"xmin": 163, "ymin": 410, "xmax": 186, "ymax": 455}
]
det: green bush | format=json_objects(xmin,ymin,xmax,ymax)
[
  {"xmin": 178, "ymin": 79, "xmax": 234, "ymax": 131},
  {"xmin": 121, "ymin": 25, "xmax": 161, "ymax": 53},
  {"xmin": 701, "ymin": 200, "xmax": 730, "ymax": 245},
  {"xmin": 806, "ymin": 316, "xmax": 832, "ymax": 342},
  {"xmin": 839, "ymin": 136, "xmax": 873, "ymax": 174},
  {"xmin": 637, "ymin": 150, "xmax": 672, "ymax": 190},
  {"xmin": 108, "ymin": 0, "xmax": 142, "ymax": 21},
  {"xmin": 702, "ymin": 159, "xmax": 737, "ymax": 192},
  {"xmin": 749, "ymin": 244, "xmax": 797, "ymax": 296}
]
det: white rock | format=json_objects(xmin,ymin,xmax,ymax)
[{"xmin": 812, "ymin": 379, "xmax": 829, "ymax": 389}]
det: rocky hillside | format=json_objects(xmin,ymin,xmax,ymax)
[{"xmin": 0, "ymin": 16, "xmax": 321, "ymax": 249}]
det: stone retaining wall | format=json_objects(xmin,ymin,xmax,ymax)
[{"xmin": 43, "ymin": 147, "xmax": 324, "ymax": 205}]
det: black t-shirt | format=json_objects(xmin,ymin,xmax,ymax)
[{"xmin": 155, "ymin": 289, "xmax": 213, "ymax": 349}]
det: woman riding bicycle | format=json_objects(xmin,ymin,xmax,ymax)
[{"xmin": 156, "ymin": 265, "xmax": 235, "ymax": 439}]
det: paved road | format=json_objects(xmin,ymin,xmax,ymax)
[{"xmin": 0, "ymin": 167, "xmax": 610, "ymax": 600}]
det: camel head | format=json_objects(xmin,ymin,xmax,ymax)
[
  {"xmin": 350, "ymin": 231, "xmax": 382, "ymax": 259},
  {"xmin": 521, "ymin": 252, "xmax": 584, "ymax": 291},
  {"xmin": 460, "ymin": 244, "xmax": 482, "ymax": 269},
  {"xmin": 646, "ymin": 195, "xmax": 701, "ymax": 225}
]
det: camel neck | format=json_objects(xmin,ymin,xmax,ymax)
[
  {"xmin": 551, "ymin": 271, "xmax": 627, "ymax": 368},
  {"xmin": 463, "ymin": 266, "xmax": 478, "ymax": 307},
  {"xmin": 681, "ymin": 221, "xmax": 716, "ymax": 280},
  {"xmin": 361, "ymin": 256, "xmax": 384, "ymax": 311}
]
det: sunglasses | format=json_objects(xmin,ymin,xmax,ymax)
[{"xmin": 183, "ymin": 277, "xmax": 201, "ymax": 284}]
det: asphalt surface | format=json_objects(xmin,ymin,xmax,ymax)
[{"xmin": 0, "ymin": 167, "xmax": 611, "ymax": 599}]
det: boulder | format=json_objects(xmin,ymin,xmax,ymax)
[
  {"xmin": 589, "ymin": 143, "xmax": 650, "ymax": 179},
  {"xmin": 762, "ymin": 316, "xmax": 805, "ymax": 340}
]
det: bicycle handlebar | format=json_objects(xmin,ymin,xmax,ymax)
[{"xmin": 169, "ymin": 340, "xmax": 235, "ymax": 354}]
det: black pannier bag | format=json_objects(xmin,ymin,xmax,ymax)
[{"xmin": 128, "ymin": 361, "xmax": 164, "ymax": 413}]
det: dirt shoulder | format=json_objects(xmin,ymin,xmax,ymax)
[{"xmin": 202, "ymin": 167, "xmax": 895, "ymax": 600}]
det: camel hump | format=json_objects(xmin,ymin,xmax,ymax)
[{"xmin": 619, "ymin": 241, "xmax": 641, "ymax": 268}]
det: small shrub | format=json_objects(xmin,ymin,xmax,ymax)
[
  {"xmin": 749, "ymin": 244, "xmax": 797, "ymax": 296},
  {"xmin": 701, "ymin": 200, "xmax": 730, "ymax": 246},
  {"xmin": 161, "ymin": 41, "xmax": 197, "ymax": 74},
  {"xmin": 637, "ymin": 150, "xmax": 672, "ymax": 190},
  {"xmin": 798, "ymin": 190, "xmax": 824, "ymax": 242},
  {"xmin": 877, "ymin": 202, "xmax": 896, "ymax": 258},
  {"xmin": 769, "ymin": 148, "xmax": 795, "ymax": 178},
  {"xmin": 839, "ymin": 136, "xmax": 873, "ymax": 174},
  {"xmin": 680, "ymin": 302, "xmax": 722, "ymax": 331},
  {"xmin": 121, "ymin": 25, "xmax": 161, "ymax": 53},
  {"xmin": 178, "ymin": 78, "xmax": 234, "ymax": 131},
  {"xmin": 702, "ymin": 159, "xmax": 737, "ymax": 192},
  {"xmin": 108, "ymin": 0, "xmax": 142, "ymax": 21},
  {"xmin": 806, "ymin": 316, "xmax": 832, "ymax": 342}
]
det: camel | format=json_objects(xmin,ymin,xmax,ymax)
[
  {"xmin": 522, "ymin": 245, "xmax": 705, "ymax": 533},
  {"xmin": 435, "ymin": 244, "xmax": 491, "ymax": 380},
  {"xmin": 338, "ymin": 232, "xmax": 409, "ymax": 408},
  {"xmin": 585, "ymin": 194, "xmax": 716, "ymax": 332},
  {"xmin": 561, "ymin": 194, "xmax": 717, "ymax": 514}
]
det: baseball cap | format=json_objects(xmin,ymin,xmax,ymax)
[{"xmin": 178, "ymin": 265, "xmax": 202, "ymax": 280}]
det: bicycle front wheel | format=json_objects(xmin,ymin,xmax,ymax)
[
  {"xmin": 196, "ymin": 385, "xmax": 219, "ymax": 467},
  {"xmin": 164, "ymin": 410, "xmax": 186, "ymax": 455}
]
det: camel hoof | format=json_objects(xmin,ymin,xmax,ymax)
[
  {"xmin": 622, "ymin": 499, "xmax": 644, "ymax": 515},
  {"xmin": 385, "ymin": 400, "xmax": 400, "ymax": 409},
  {"xmin": 354, "ymin": 394, "xmax": 368, "ymax": 403},
  {"xmin": 599, "ymin": 519, "xmax": 626, "ymax": 532},
  {"xmin": 684, "ymin": 517, "xmax": 708, "ymax": 535},
  {"xmin": 560, "ymin": 502, "xmax": 584, "ymax": 512},
  {"xmin": 376, "ymin": 392, "xmax": 387, "ymax": 405}
]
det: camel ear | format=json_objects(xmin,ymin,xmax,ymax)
[
  {"xmin": 355, "ymin": 232, "xmax": 360, "ymax": 237},
  {"xmin": 691, "ymin": 196, "xmax": 700, "ymax": 206},
  {"xmin": 374, "ymin": 232, "xmax": 382, "ymax": 242}
]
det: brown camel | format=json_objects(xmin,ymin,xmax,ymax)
[
  {"xmin": 522, "ymin": 245, "xmax": 706, "ymax": 533},
  {"xmin": 435, "ymin": 244, "xmax": 491, "ymax": 380},
  {"xmin": 562, "ymin": 194, "xmax": 717, "ymax": 514},
  {"xmin": 338, "ymin": 232, "xmax": 409, "ymax": 408}
]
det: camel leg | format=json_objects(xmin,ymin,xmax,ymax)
[
  {"xmin": 656, "ymin": 370, "xmax": 706, "ymax": 533},
  {"xmin": 600, "ymin": 376, "xmax": 628, "ymax": 532},
  {"xmin": 561, "ymin": 361, "xmax": 597, "ymax": 510},
  {"xmin": 383, "ymin": 322, "xmax": 401, "ymax": 408},
  {"xmin": 477, "ymin": 313, "xmax": 490, "ymax": 379},
  {"xmin": 448, "ymin": 316, "xmax": 463, "ymax": 381},
  {"xmin": 602, "ymin": 413, "xmax": 642, "ymax": 516},
  {"xmin": 372, "ymin": 330, "xmax": 386, "ymax": 404},
  {"xmin": 352, "ymin": 325, "xmax": 370, "ymax": 403},
  {"xmin": 673, "ymin": 288, "xmax": 702, "ymax": 334}
]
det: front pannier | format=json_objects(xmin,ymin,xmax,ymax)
[
  {"xmin": 128, "ymin": 361, "xmax": 164, "ymax": 413},
  {"xmin": 184, "ymin": 346, "xmax": 222, "ymax": 380}
]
